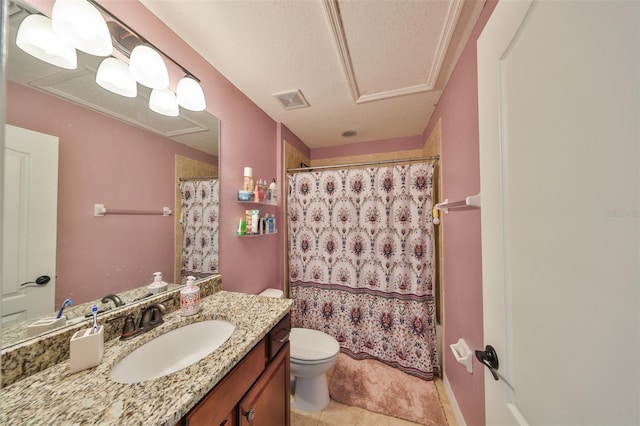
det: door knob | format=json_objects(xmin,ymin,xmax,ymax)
[
  {"xmin": 243, "ymin": 408, "xmax": 255, "ymax": 422},
  {"xmin": 19, "ymin": 275, "xmax": 51, "ymax": 286},
  {"xmin": 475, "ymin": 344, "xmax": 499, "ymax": 381}
]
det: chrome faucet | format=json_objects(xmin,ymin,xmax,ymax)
[{"xmin": 102, "ymin": 293, "xmax": 125, "ymax": 307}]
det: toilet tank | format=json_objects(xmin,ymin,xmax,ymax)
[{"xmin": 259, "ymin": 288, "xmax": 284, "ymax": 299}]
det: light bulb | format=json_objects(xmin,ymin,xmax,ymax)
[
  {"xmin": 149, "ymin": 88, "xmax": 179, "ymax": 117},
  {"xmin": 16, "ymin": 14, "xmax": 77, "ymax": 70},
  {"xmin": 51, "ymin": 0, "xmax": 112, "ymax": 57},
  {"xmin": 177, "ymin": 77, "xmax": 206, "ymax": 111},
  {"xmin": 96, "ymin": 57, "xmax": 137, "ymax": 98},
  {"xmin": 129, "ymin": 45, "xmax": 169, "ymax": 90}
]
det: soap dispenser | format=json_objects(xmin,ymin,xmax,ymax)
[
  {"xmin": 148, "ymin": 272, "xmax": 168, "ymax": 294},
  {"xmin": 180, "ymin": 276, "xmax": 200, "ymax": 316}
]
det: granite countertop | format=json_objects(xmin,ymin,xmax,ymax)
[{"xmin": 0, "ymin": 291, "xmax": 292, "ymax": 425}]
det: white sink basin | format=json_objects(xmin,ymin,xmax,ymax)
[{"xmin": 109, "ymin": 320, "xmax": 235, "ymax": 384}]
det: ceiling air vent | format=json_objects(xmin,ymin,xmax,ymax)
[{"xmin": 273, "ymin": 89, "xmax": 309, "ymax": 110}]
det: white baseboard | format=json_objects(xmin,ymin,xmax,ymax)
[{"xmin": 443, "ymin": 373, "xmax": 466, "ymax": 426}]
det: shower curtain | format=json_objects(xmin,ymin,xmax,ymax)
[
  {"xmin": 180, "ymin": 179, "xmax": 219, "ymax": 282},
  {"xmin": 288, "ymin": 163, "xmax": 439, "ymax": 380}
]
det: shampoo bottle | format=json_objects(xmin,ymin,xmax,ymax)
[{"xmin": 180, "ymin": 276, "xmax": 200, "ymax": 316}]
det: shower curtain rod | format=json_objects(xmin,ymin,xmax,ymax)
[
  {"xmin": 286, "ymin": 155, "xmax": 439, "ymax": 173},
  {"xmin": 179, "ymin": 175, "xmax": 217, "ymax": 181}
]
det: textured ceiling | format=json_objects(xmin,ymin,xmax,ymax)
[{"xmin": 141, "ymin": 0, "xmax": 485, "ymax": 149}]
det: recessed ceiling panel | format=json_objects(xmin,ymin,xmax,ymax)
[{"xmin": 333, "ymin": 0, "xmax": 464, "ymax": 102}]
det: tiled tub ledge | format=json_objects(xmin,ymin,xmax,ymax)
[
  {"xmin": 1, "ymin": 275, "xmax": 223, "ymax": 387},
  {"xmin": 0, "ymin": 291, "xmax": 293, "ymax": 425}
]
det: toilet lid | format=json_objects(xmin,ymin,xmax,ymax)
[{"xmin": 290, "ymin": 328, "xmax": 340, "ymax": 361}]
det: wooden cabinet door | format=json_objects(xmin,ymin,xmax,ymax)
[
  {"xmin": 239, "ymin": 342, "xmax": 290, "ymax": 426},
  {"xmin": 183, "ymin": 340, "xmax": 266, "ymax": 425}
]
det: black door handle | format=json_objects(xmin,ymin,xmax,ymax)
[
  {"xmin": 19, "ymin": 275, "xmax": 51, "ymax": 287},
  {"xmin": 475, "ymin": 344, "xmax": 499, "ymax": 381}
]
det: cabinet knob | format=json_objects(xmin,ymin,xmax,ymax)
[{"xmin": 243, "ymin": 409, "xmax": 255, "ymax": 422}]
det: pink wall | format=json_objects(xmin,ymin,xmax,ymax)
[
  {"xmin": 7, "ymin": 81, "xmax": 216, "ymax": 307},
  {"xmin": 17, "ymin": 0, "xmax": 296, "ymax": 298},
  {"xmin": 423, "ymin": 2, "xmax": 497, "ymax": 425},
  {"xmin": 85, "ymin": 0, "xmax": 282, "ymax": 295}
]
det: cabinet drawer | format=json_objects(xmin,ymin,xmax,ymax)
[
  {"xmin": 184, "ymin": 339, "xmax": 267, "ymax": 425},
  {"xmin": 268, "ymin": 314, "xmax": 291, "ymax": 359}
]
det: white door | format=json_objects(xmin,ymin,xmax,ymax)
[
  {"xmin": 478, "ymin": 1, "xmax": 639, "ymax": 425},
  {"xmin": 2, "ymin": 125, "xmax": 59, "ymax": 325}
]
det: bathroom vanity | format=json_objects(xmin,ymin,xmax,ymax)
[
  {"xmin": 182, "ymin": 314, "xmax": 290, "ymax": 425},
  {"xmin": 0, "ymin": 291, "xmax": 292, "ymax": 425}
]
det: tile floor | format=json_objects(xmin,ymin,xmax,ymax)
[{"xmin": 291, "ymin": 378, "xmax": 457, "ymax": 426}]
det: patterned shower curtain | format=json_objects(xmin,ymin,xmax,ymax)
[
  {"xmin": 180, "ymin": 179, "xmax": 219, "ymax": 282},
  {"xmin": 287, "ymin": 163, "xmax": 439, "ymax": 380}
]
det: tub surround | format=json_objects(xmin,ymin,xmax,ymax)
[{"xmin": 0, "ymin": 290, "xmax": 292, "ymax": 424}]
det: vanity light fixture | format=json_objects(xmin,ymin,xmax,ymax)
[
  {"xmin": 129, "ymin": 44, "xmax": 170, "ymax": 90},
  {"xmin": 15, "ymin": 0, "xmax": 206, "ymax": 116},
  {"xmin": 51, "ymin": 0, "xmax": 112, "ymax": 57},
  {"xmin": 16, "ymin": 14, "xmax": 78, "ymax": 70},
  {"xmin": 177, "ymin": 76, "xmax": 207, "ymax": 111},
  {"xmin": 149, "ymin": 87, "xmax": 179, "ymax": 117},
  {"xmin": 95, "ymin": 57, "xmax": 137, "ymax": 98}
]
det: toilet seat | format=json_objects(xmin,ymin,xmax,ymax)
[{"xmin": 290, "ymin": 328, "xmax": 340, "ymax": 363}]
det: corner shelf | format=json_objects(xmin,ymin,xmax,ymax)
[
  {"xmin": 237, "ymin": 200, "xmax": 277, "ymax": 206},
  {"xmin": 237, "ymin": 231, "xmax": 278, "ymax": 238},
  {"xmin": 237, "ymin": 198, "xmax": 277, "ymax": 237}
]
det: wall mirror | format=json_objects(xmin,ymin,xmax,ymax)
[{"xmin": 2, "ymin": 1, "xmax": 220, "ymax": 348}]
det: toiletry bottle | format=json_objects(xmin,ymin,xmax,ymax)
[
  {"xmin": 245, "ymin": 210, "xmax": 253, "ymax": 234},
  {"xmin": 269, "ymin": 178, "xmax": 277, "ymax": 203},
  {"xmin": 251, "ymin": 209, "xmax": 260, "ymax": 235},
  {"xmin": 238, "ymin": 218, "xmax": 247, "ymax": 236},
  {"xmin": 268, "ymin": 214, "xmax": 274, "ymax": 234},
  {"xmin": 258, "ymin": 179, "xmax": 264, "ymax": 201},
  {"xmin": 253, "ymin": 183, "xmax": 260, "ymax": 202},
  {"xmin": 148, "ymin": 272, "xmax": 168, "ymax": 294},
  {"xmin": 180, "ymin": 276, "xmax": 200, "ymax": 316},
  {"xmin": 243, "ymin": 167, "xmax": 253, "ymax": 192},
  {"xmin": 271, "ymin": 214, "xmax": 276, "ymax": 232}
]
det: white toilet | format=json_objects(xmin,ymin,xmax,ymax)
[{"xmin": 259, "ymin": 288, "xmax": 340, "ymax": 411}]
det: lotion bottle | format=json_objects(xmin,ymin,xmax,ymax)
[{"xmin": 180, "ymin": 276, "xmax": 200, "ymax": 316}]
